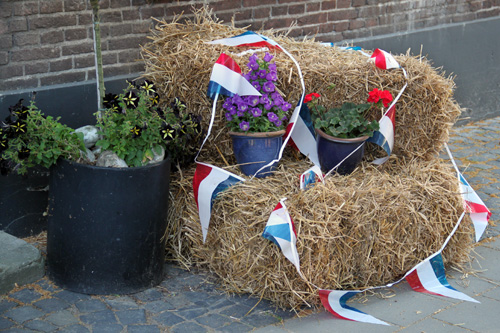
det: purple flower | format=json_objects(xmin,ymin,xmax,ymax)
[
  {"xmin": 274, "ymin": 119, "xmax": 282, "ymax": 127},
  {"xmin": 236, "ymin": 110, "xmax": 245, "ymax": 117},
  {"xmin": 281, "ymin": 115, "xmax": 288, "ymax": 121},
  {"xmin": 248, "ymin": 55, "xmax": 259, "ymax": 70},
  {"xmin": 223, "ymin": 98, "xmax": 233, "ymax": 109},
  {"xmin": 271, "ymin": 93, "xmax": 283, "ymax": 107},
  {"xmin": 260, "ymin": 95, "xmax": 270, "ymax": 105},
  {"xmin": 268, "ymin": 63, "xmax": 277, "ymax": 72},
  {"xmin": 239, "ymin": 121, "xmax": 250, "ymax": 131},
  {"xmin": 258, "ymin": 70, "xmax": 267, "ymax": 79},
  {"xmin": 267, "ymin": 112, "xmax": 279, "ymax": 122},
  {"xmin": 249, "ymin": 73, "xmax": 258, "ymax": 80},
  {"xmin": 246, "ymin": 95, "xmax": 260, "ymax": 107},
  {"xmin": 225, "ymin": 112, "xmax": 232, "ymax": 121},
  {"xmin": 266, "ymin": 71, "xmax": 277, "ymax": 81},
  {"xmin": 237, "ymin": 101, "xmax": 249, "ymax": 112},
  {"xmin": 262, "ymin": 81, "xmax": 275, "ymax": 93},
  {"xmin": 251, "ymin": 81, "xmax": 261, "ymax": 91},
  {"xmin": 281, "ymin": 102, "xmax": 292, "ymax": 112},
  {"xmin": 228, "ymin": 105, "xmax": 237, "ymax": 115},
  {"xmin": 264, "ymin": 101, "xmax": 273, "ymax": 110},
  {"xmin": 250, "ymin": 108, "xmax": 262, "ymax": 117},
  {"xmin": 264, "ymin": 52, "xmax": 274, "ymax": 62}
]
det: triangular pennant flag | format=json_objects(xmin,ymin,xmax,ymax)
[
  {"xmin": 367, "ymin": 104, "xmax": 395, "ymax": 164},
  {"xmin": 299, "ymin": 165, "xmax": 323, "ymax": 190},
  {"xmin": 207, "ymin": 31, "xmax": 282, "ymax": 51},
  {"xmin": 207, "ymin": 53, "xmax": 261, "ymax": 100},
  {"xmin": 193, "ymin": 162, "xmax": 245, "ymax": 242},
  {"xmin": 369, "ymin": 48, "xmax": 400, "ymax": 70},
  {"xmin": 262, "ymin": 199, "xmax": 301, "ymax": 274},
  {"xmin": 285, "ymin": 99, "xmax": 320, "ymax": 167},
  {"xmin": 405, "ymin": 252, "xmax": 479, "ymax": 303},
  {"xmin": 319, "ymin": 290, "xmax": 389, "ymax": 326},
  {"xmin": 458, "ymin": 172, "xmax": 491, "ymax": 242}
]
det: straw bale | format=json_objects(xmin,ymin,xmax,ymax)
[
  {"xmin": 166, "ymin": 155, "xmax": 473, "ymax": 310},
  {"xmin": 141, "ymin": 8, "xmax": 461, "ymax": 163}
]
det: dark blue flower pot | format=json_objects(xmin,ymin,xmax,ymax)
[
  {"xmin": 230, "ymin": 130, "xmax": 285, "ymax": 178},
  {"xmin": 316, "ymin": 129, "xmax": 368, "ymax": 175}
]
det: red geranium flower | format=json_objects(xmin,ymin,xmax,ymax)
[
  {"xmin": 367, "ymin": 88, "xmax": 393, "ymax": 108},
  {"xmin": 304, "ymin": 92, "xmax": 321, "ymax": 104}
]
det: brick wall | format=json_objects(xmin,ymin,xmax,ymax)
[{"xmin": 1, "ymin": 0, "xmax": 499, "ymax": 92}]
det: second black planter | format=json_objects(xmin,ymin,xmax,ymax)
[{"xmin": 46, "ymin": 157, "xmax": 170, "ymax": 295}]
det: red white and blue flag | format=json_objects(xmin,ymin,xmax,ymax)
[
  {"xmin": 207, "ymin": 53, "xmax": 261, "ymax": 100},
  {"xmin": 369, "ymin": 48, "xmax": 400, "ymax": 70},
  {"xmin": 300, "ymin": 165, "xmax": 323, "ymax": 190},
  {"xmin": 405, "ymin": 252, "xmax": 478, "ymax": 303},
  {"xmin": 319, "ymin": 290, "xmax": 389, "ymax": 326},
  {"xmin": 193, "ymin": 162, "xmax": 245, "ymax": 242},
  {"xmin": 207, "ymin": 31, "xmax": 282, "ymax": 51},
  {"xmin": 367, "ymin": 104, "xmax": 396, "ymax": 165},
  {"xmin": 458, "ymin": 172, "xmax": 491, "ymax": 242},
  {"xmin": 262, "ymin": 199, "xmax": 301, "ymax": 274},
  {"xmin": 287, "ymin": 100, "xmax": 321, "ymax": 167}
]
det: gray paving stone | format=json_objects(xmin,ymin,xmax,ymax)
[
  {"xmin": 33, "ymin": 297, "xmax": 70, "ymax": 312},
  {"xmin": 176, "ymin": 307, "xmax": 207, "ymax": 320},
  {"xmin": 0, "ymin": 299, "xmax": 17, "ymax": 314},
  {"xmin": 3, "ymin": 306, "xmax": 44, "ymax": 323},
  {"xmin": 23, "ymin": 319, "xmax": 58, "ymax": 332},
  {"xmin": 75, "ymin": 298, "xmax": 108, "ymax": 313},
  {"xmin": 0, "ymin": 232, "xmax": 45, "ymax": 294},
  {"xmin": 432, "ymin": 296, "xmax": 500, "ymax": 332},
  {"xmin": 91, "ymin": 323, "xmax": 124, "ymax": 332},
  {"xmin": 404, "ymin": 317, "xmax": 471, "ymax": 332},
  {"xmin": 195, "ymin": 313, "xmax": 233, "ymax": 329},
  {"xmin": 219, "ymin": 321, "xmax": 255, "ymax": 333},
  {"xmin": 9, "ymin": 288, "xmax": 43, "ymax": 304},
  {"xmin": 240, "ymin": 311, "xmax": 282, "ymax": 327},
  {"xmin": 220, "ymin": 303, "xmax": 253, "ymax": 319},
  {"xmin": 127, "ymin": 324, "xmax": 161, "ymax": 333},
  {"xmin": 153, "ymin": 311, "xmax": 184, "ymax": 326},
  {"xmin": 61, "ymin": 323, "xmax": 90, "ymax": 332},
  {"xmin": 105, "ymin": 296, "xmax": 140, "ymax": 310},
  {"xmin": 116, "ymin": 309, "xmax": 147, "ymax": 325},
  {"xmin": 54, "ymin": 290, "xmax": 92, "ymax": 303},
  {"xmin": 0, "ymin": 316, "xmax": 14, "ymax": 330},
  {"xmin": 45, "ymin": 309, "xmax": 79, "ymax": 327},
  {"xmin": 79, "ymin": 309, "xmax": 117, "ymax": 325},
  {"xmin": 143, "ymin": 300, "xmax": 176, "ymax": 313},
  {"xmin": 134, "ymin": 289, "xmax": 164, "ymax": 302},
  {"xmin": 171, "ymin": 321, "xmax": 209, "ymax": 333}
]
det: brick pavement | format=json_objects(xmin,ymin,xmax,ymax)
[{"xmin": 1, "ymin": 116, "xmax": 499, "ymax": 332}]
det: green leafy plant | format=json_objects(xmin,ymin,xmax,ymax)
[
  {"xmin": 96, "ymin": 80, "xmax": 203, "ymax": 167},
  {"xmin": 307, "ymin": 88, "xmax": 393, "ymax": 139},
  {"xmin": 0, "ymin": 99, "xmax": 86, "ymax": 175}
]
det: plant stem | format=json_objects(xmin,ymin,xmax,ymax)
[{"xmin": 90, "ymin": 0, "xmax": 105, "ymax": 110}]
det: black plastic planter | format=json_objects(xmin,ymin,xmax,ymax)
[{"xmin": 46, "ymin": 157, "xmax": 170, "ymax": 295}]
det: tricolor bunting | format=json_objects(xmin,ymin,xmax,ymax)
[
  {"xmin": 366, "ymin": 104, "xmax": 395, "ymax": 165},
  {"xmin": 458, "ymin": 172, "xmax": 491, "ymax": 242},
  {"xmin": 286, "ymin": 99, "xmax": 320, "ymax": 167},
  {"xmin": 319, "ymin": 290, "xmax": 389, "ymax": 326},
  {"xmin": 207, "ymin": 53, "xmax": 261, "ymax": 100},
  {"xmin": 405, "ymin": 252, "xmax": 478, "ymax": 303},
  {"xmin": 207, "ymin": 31, "xmax": 282, "ymax": 51},
  {"xmin": 300, "ymin": 165, "xmax": 324, "ymax": 190},
  {"xmin": 369, "ymin": 48, "xmax": 400, "ymax": 70},
  {"xmin": 193, "ymin": 162, "xmax": 245, "ymax": 242},
  {"xmin": 262, "ymin": 199, "xmax": 301, "ymax": 274}
]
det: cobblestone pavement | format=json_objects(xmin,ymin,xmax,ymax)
[{"xmin": 1, "ymin": 116, "xmax": 499, "ymax": 332}]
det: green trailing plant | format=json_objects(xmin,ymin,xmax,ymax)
[
  {"xmin": 0, "ymin": 99, "xmax": 86, "ymax": 175},
  {"xmin": 96, "ymin": 80, "xmax": 203, "ymax": 167},
  {"xmin": 307, "ymin": 88, "xmax": 393, "ymax": 139}
]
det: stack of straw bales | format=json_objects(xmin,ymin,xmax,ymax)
[{"xmin": 142, "ymin": 8, "xmax": 472, "ymax": 310}]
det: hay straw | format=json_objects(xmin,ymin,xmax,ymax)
[
  {"xmin": 141, "ymin": 7, "xmax": 461, "ymax": 164},
  {"xmin": 166, "ymin": 155, "xmax": 472, "ymax": 310},
  {"xmin": 151, "ymin": 8, "xmax": 471, "ymax": 310}
]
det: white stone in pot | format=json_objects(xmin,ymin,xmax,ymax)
[
  {"xmin": 96, "ymin": 151, "xmax": 128, "ymax": 168},
  {"xmin": 75, "ymin": 125, "xmax": 99, "ymax": 149},
  {"xmin": 147, "ymin": 145, "xmax": 166, "ymax": 165}
]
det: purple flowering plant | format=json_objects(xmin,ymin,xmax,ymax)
[{"xmin": 223, "ymin": 52, "xmax": 293, "ymax": 133}]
